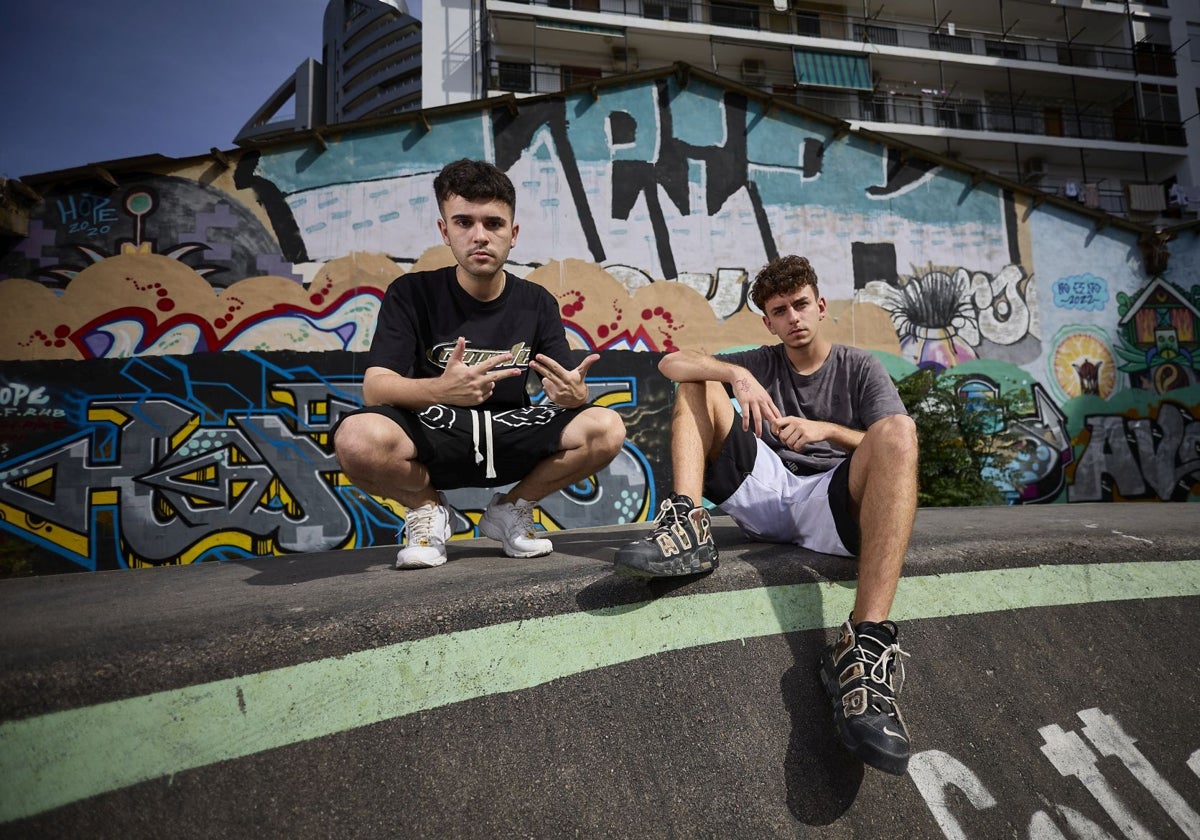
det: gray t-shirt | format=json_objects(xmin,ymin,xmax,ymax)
[{"xmin": 717, "ymin": 343, "xmax": 907, "ymax": 475}]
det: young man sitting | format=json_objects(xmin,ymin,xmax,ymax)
[{"xmin": 615, "ymin": 254, "xmax": 919, "ymax": 775}]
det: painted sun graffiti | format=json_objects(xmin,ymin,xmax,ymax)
[
  {"xmin": 45, "ymin": 188, "xmax": 223, "ymax": 286},
  {"xmin": 1049, "ymin": 327, "xmax": 1117, "ymax": 401}
]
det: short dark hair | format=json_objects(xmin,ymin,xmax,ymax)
[
  {"xmin": 433, "ymin": 159, "xmax": 517, "ymax": 214},
  {"xmin": 750, "ymin": 255, "xmax": 820, "ymax": 310}
]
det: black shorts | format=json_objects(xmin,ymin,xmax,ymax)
[{"xmin": 339, "ymin": 403, "xmax": 589, "ymax": 490}]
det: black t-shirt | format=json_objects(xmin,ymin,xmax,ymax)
[{"xmin": 366, "ymin": 266, "xmax": 574, "ymax": 409}]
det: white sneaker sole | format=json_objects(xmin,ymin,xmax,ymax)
[
  {"xmin": 479, "ymin": 519, "xmax": 552, "ymax": 558},
  {"xmin": 395, "ymin": 555, "xmax": 447, "ymax": 569}
]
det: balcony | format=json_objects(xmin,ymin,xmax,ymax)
[
  {"xmin": 485, "ymin": 48, "xmax": 1185, "ymax": 149},
  {"xmin": 490, "ymin": 0, "xmax": 1172, "ymax": 77},
  {"xmin": 791, "ymin": 87, "xmax": 1187, "ymax": 148}
]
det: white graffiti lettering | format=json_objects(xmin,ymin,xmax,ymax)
[
  {"xmin": 913, "ymin": 708, "xmax": 1199, "ymax": 840},
  {"xmin": 0, "ymin": 383, "xmax": 50, "ymax": 407},
  {"xmin": 1069, "ymin": 408, "xmax": 1200, "ymax": 502},
  {"xmin": 909, "ymin": 750, "xmax": 998, "ymax": 840},
  {"xmin": 970, "ymin": 264, "xmax": 1032, "ymax": 346}
]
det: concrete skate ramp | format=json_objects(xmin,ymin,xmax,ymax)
[{"xmin": 2, "ymin": 504, "xmax": 1199, "ymax": 838}]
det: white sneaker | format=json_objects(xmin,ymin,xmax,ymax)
[
  {"xmin": 479, "ymin": 493, "xmax": 553, "ymax": 558},
  {"xmin": 395, "ymin": 503, "xmax": 451, "ymax": 569}
]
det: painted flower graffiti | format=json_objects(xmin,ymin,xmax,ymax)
[
  {"xmin": 861, "ymin": 264, "xmax": 1033, "ymax": 371},
  {"xmin": 862, "ymin": 267, "xmax": 978, "ymax": 370}
]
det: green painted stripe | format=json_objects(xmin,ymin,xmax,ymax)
[{"xmin": 2, "ymin": 560, "xmax": 1199, "ymax": 822}]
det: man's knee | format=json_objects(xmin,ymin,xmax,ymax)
[
  {"xmin": 673, "ymin": 380, "xmax": 729, "ymax": 419},
  {"xmin": 871, "ymin": 414, "xmax": 918, "ymax": 466},
  {"xmin": 674, "ymin": 379, "xmax": 723, "ymax": 401},
  {"xmin": 334, "ymin": 413, "xmax": 407, "ymax": 475},
  {"xmin": 578, "ymin": 406, "xmax": 626, "ymax": 462}
]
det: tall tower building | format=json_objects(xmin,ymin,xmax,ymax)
[{"xmin": 237, "ymin": 0, "xmax": 422, "ymax": 144}]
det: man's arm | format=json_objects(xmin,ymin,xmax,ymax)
[
  {"xmin": 772, "ymin": 415, "xmax": 865, "ymax": 453},
  {"xmin": 773, "ymin": 352, "xmax": 905, "ymax": 453},
  {"xmin": 658, "ymin": 349, "xmax": 781, "ymax": 437}
]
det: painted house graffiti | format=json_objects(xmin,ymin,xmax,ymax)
[
  {"xmin": 0, "ymin": 67, "xmax": 1197, "ymax": 571},
  {"xmin": 1115, "ymin": 277, "xmax": 1200, "ymax": 393}
]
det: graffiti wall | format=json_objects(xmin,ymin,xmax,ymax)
[{"xmin": 1, "ymin": 69, "xmax": 1197, "ymax": 571}]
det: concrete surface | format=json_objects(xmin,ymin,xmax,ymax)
[{"xmin": 1, "ymin": 503, "xmax": 1199, "ymax": 838}]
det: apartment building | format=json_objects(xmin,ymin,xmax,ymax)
[
  {"xmin": 238, "ymin": 0, "xmax": 422, "ymax": 144},
  {"xmin": 421, "ymin": 0, "xmax": 1199, "ymax": 220}
]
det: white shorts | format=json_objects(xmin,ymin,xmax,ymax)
[{"xmin": 704, "ymin": 417, "xmax": 859, "ymax": 557}]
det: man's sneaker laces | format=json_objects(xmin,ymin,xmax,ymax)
[
  {"xmin": 821, "ymin": 619, "xmax": 912, "ymax": 775},
  {"xmin": 613, "ymin": 494, "xmax": 718, "ymax": 577}
]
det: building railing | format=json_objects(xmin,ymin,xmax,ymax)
[
  {"xmin": 798, "ymin": 88, "xmax": 1187, "ymax": 147},
  {"xmin": 500, "ymin": 0, "xmax": 1174, "ymax": 77},
  {"xmin": 486, "ymin": 58, "xmax": 1186, "ymax": 148}
]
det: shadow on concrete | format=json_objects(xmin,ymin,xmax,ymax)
[
  {"xmin": 574, "ymin": 522, "xmax": 868, "ymax": 825},
  {"xmin": 574, "ymin": 570, "xmax": 707, "ymax": 611},
  {"xmin": 741, "ymin": 542, "xmax": 866, "ymax": 824},
  {"xmin": 236, "ymin": 548, "xmax": 388, "ymax": 586}
]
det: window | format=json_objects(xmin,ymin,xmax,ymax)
[
  {"xmin": 893, "ymin": 95, "xmax": 924, "ymax": 126},
  {"xmin": 1142, "ymin": 84, "xmax": 1181, "ymax": 122},
  {"xmin": 711, "ymin": 1, "xmax": 758, "ymax": 29},
  {"xmin": 1141, "ymin": 83, "xmax": 1183, "ymax": 143},
  {"xmin": 561, "ymin": 65, "xmax": 603, "ymax": 88},
  {"xmin": 859, "ymin": 93, "xmax": 887, "ymax": 121},
  {"xmin": 853, "ymin": 23, "xmax": 898, "ymax": 46},
  {"xmin": 497, "ymin": 61, "xmax": 532, "ymax": 93},
  {"xmin": 643, "ymin": 0, "xmax": 690, "ymax": 22},
  {"xmin": 985, "ymin": 40, "xmax": 1024, "ymax": 60},
  {"xmin": 864, "ymin": 93, "xmax": 926, "ymax": 124},
  {"xmin": 1135, "ymin": 42, "xmax": 1175, "ymax": 77},
  {"xmin": 795, "ymin": 11, "xmax": 821, "ymax": 37},
  {"xmin": 929, "ymin": 32, "xmax": 973, "ymax": 55},
  {"xmin": 936, "ymin": 99, "xmax": 982, "ymax": 130}
]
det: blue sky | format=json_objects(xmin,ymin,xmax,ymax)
[{"xmin": 0, "ymin": 1, "xmax": 422, "ymax": 180}]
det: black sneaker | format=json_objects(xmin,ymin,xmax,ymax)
[
  {"xmin": 614, "ymin": 494, "xmax": 718, "ymax": 577},
  {"xmin": 819, "ymin": 617, "xmax": 912, "ymax": 775}
]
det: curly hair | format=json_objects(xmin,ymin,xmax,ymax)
[
  {"xmin": 433, "ymin": 159, "xmax": 517, "ymax": 214},
  {"xmin": 750, "ymin": 255, "xmax": 820, "ymax": 310}
]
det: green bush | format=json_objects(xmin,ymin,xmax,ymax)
[
  {"xmin": 0, "ymin": 533, "xmax": 33, "ymax": 578},
  {"xmin": 896, "ymin": 368, "xmax": 1025, "ymax": 507}
]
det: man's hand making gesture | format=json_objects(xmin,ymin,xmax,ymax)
[
  {"xmin": 438, "ymin": 336, "xmax": 523, "ymax": 406},
  {"xmin": 530, "ymin": 353, "xmax": 599, "ymax": 408}
]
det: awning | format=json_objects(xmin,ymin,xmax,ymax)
[{"xmin": 792, "ymin": 49, "xmax": 872, "ymax": 90}]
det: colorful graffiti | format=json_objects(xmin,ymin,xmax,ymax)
[
  {"xmin": 1115, "ymin": 278, "xmax": 1200, "ymax": 393},
  {"xmin": 1, "ymin": 69, "xmax": 1198, "ymax": 571},
  {"xmin": 1069, "ymin": 397, "xmax": 1200, "ymax": 503},
  {"xmin": 860, "ymin": 263, "xmax": 1035, "ymax": 370},
  {"xmin": 1, "ymin": 175, "xmax": 300, "ymax": 289},
  {"xmin": 0, "ymin": 352, "xmax": 663, "ymax": 571}
]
